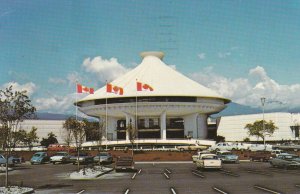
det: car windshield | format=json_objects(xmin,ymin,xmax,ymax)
[
  {"xmin": 33, "ymin": 154, "xmax": 41, "ymax": 157},
  {"xmin": 99, "ymin": 153, "xmax": 109, "ymax": 156},
  {"xmin": 221, "ymin": 152, "xmax": 232, "ymax": 155},
  {"xmin": 285, "ymin": 155, "xmax": 298, "ymax": 159},
  {"xmin": 55, "ymin": 153, "xmax": 66, "ymax": 156},
  {"xmin": 203, "ymin": 155, "xmax": 218, "ymax": 160}
]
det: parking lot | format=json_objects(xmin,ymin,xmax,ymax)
[{"xmin": 1, "ymin": 161, "xmax": 300, "ymax": 194}]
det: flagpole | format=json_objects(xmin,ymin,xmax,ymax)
[
  {"xmin": 106, "ymin": 81, "xmax": 108, "ymax": 151},
  {"xmin": 76, "ymin": 82, "xmax": 78, "ymax": 121},
  {"xmin": 136, "ymin": 79, "xmax": 138, "ymax": 150}
]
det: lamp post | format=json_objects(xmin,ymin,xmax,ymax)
[{"xmin": 261, "ymin": 97, "xmax": 266, "ymax": 149}]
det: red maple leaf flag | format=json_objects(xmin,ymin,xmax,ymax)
[
  {"xmin": 106, "ymin": 83, "xmax": 124, "ymax": 95},
  {"xmin": 136, "ymin": 82, "xmax": 154, "ymax": 91},
  {"xmin": 77, "ymin": 84, "xmax": 94, "ymax": 94}
]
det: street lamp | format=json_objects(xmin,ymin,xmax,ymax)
[{"xmin": 261, "ymin": 97, "xmax": 266, "ymax": 149}]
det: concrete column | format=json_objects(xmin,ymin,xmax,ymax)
[
  {"xmin": 160, "ymin": 111, "xmax": 166, "ymax": 140},
  {"xmin": 125, "ymin": 113, "xmax": 131, "ymax": 141},
  {"xmin": 124, "ymin": 112, "xmax": 135, "ymax": 141},
  {"xmin": 183, "ymin": 113, "xmax": 198, "ymax": 138},
  {"xmin": 197, "ymin": 114, "xmax": 208, "ymax": 139}
]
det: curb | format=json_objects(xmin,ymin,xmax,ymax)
[{"xmin": 96, "ymin": 169, "xmax": 114, "ymax": 178}]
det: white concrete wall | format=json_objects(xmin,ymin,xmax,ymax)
[
  {"xmin": 19, "ymin": 120, "xmax": 66, "ymax": 144},
  {"xmin": 107, "ymin": 117, "xmax": 118, "ymax": 141},
  {"xmin": 217, "ymin": 112, "xmax": 300, "ymax": 141}
]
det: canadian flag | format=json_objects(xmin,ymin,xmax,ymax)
[
  {"xmin": 106, "ymin": 83, "xmax": 124, "ymax": 95},
  {"xmin": 136, "ymin": 82, "xmax": 153, "ymax": 91},
  {"xmin": 77, "ymin": 84, "xmax": 94, "ymax": 94}
]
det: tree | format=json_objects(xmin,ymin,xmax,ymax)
[
  {"xmin": 0, "ymin": 85, "xmax": 36, "ymax": 187},
  {"xmin": 40, "ymin": 132, "xmax": 58, "ymax": 147},
  {"xmin": 245, "ymin": 120, "xmax": 278, "ymax": 144},
  {"xmin": 11, "ymin": 129, "xmax": 27, "ymax": 147},
  {"xmin": 63, "ymin": 117, "xmax": 86, "ymax": 171},
  {"xmin": 126, "ymin": 119, "xmax": 136, "ymax": 157},
  {"xmin": 23, "ymin": 127, "xmax": 39, "ymax": 149}
]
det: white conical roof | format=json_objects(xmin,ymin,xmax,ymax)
[{"xmin": 78, "ymin": 51, "xmax": 230, "ymax": 103}]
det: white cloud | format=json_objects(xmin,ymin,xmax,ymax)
[
  {"xmin": 218, "ymin": 52, "xmax": 231, "ymax": 58},
  {"xmin": 1, "ymin": 82, "xmax": 37, "ymax": 96},
  {"xmin": 189, "ymin": 66, "xmax": 300, "ymax": 110},
  {"xmin": 48, "ymin": 77, "xmax": 67, "ymax": 84},
  {"xmin": 67, "ymin": 72, "xmax": 83, "ymax": 86},
  {"xmin": 35, "ymin": 93, "xmax": 77, "ymax": 113},
  {"xmin": 82, "ymin": 56, "xmax": 130, "ymax": 82},
  {"xmin": 197, "ymin": 53, "xmax": 206, "ymax": 60}
]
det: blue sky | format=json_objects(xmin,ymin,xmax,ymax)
[{"xmin": 1, "ymin": 0, "xmax": 300, "ymax": 113}]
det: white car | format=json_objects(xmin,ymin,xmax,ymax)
[
  {"xmin": 271, "ymin": 150, "xmax": 287, "ymax": 157},
  {"xmin": 50, "ymin": 152, "xmax": 71, "ymax": 164},
  {"xmin": 230, "ymin": 142, "xmax": 251, "ymax": 150},
  {"xmin": 195, "ymin": 154, "xmax": 222, "ymax": 170},
  {"xmin": 209, "ymin": 142, "xmax": 233, "ymax": 151},
  {"xmin": 192, "ymin": 151, "xmax": 211, "ymax": 163},
  {"xmin": 249, "ymin": 144, "xmax": 272, "ymax": 151}
]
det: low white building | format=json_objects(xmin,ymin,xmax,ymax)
[
  {"xmin": 19, "ymin": 120, "xmax": 66, "ymax": 144},
  {"xmin": 217, "ymin": 112, "xmax": 300, "ymax": 142}
]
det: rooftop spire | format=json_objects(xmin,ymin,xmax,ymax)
[{"xmin": 140, "ymin": 51, "xmax": 164, "ymax": 60}]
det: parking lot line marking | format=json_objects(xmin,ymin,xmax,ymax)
[
  {"xmin": 138, "ymin": 169, "xmax": 142, "ymax": 174},
  {"xmin": 131, "ymin": 173, "xmax": 137, "ymax": 180},
  {"xmin": 165, "ymin": 168, "xmax": 172, "ymax": 174},
  {"xmin": 163, "ymin": 172, "xmax": 170, "ymax": 179},
  {"xmin": 219, "ymin": 171, "xmax": 240, "ymax": 177},
  {"xmin": 253, "ymin": 185, "xmax": 281, "ymax": 194},
  {"xmin": 213, "ymin": 187, "xmax": 228, "ymax": 194},
  {"xmin": 76, "ymin": 190, "xmax": 85, "ymax": 194},
  {"xmin": 124, "ymin": 188, "xmax": 130, "ymax": 194},
  {"xmin": 246, "ymin": 170, "xmax": 272, "ymax": 176},
  {"xmin": 170, "ymin": 187, "xmax": 177, "ymax": 194},
  {"xmin": 270, "ymin": 168, "xmax": 300, "ymax": 176},
  {"xmin": 192, "ymin": 172, "xmax": 205, "ymax": 178}
]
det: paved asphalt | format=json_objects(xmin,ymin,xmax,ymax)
[{"xmin": 1, "ymin": 161, "xmax": 300, "ymax": 194}]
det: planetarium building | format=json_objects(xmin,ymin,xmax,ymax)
[{"xmin": 77, "ymin": 51, "xmax": 230, "ymax": 148}]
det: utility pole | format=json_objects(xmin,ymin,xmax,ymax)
[{"xmin": 261, "ymin": 97, "xmax": 266, "ymax": 149}]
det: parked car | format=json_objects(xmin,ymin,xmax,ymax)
[
  {"xmin": 8, "ymin": 155, "xmax": 22, "ymax": 164},
  {"xmin": 70, "ymin": 153, "xmax": 94, "ymax": 165},
  {"xmin": 115, "ymin": 156, "xmax": 135, "ymax": 172},
  {"xmin": 0, "ymin": 154, "xmax": 14, "ymax": 166},
  {"xmin": 270, "ymin": 150, "xmax": 287, "ymax": 158},
  {"xmin": 273, "ymin": 143, "xmax": 300, "ymax": 151},
  {"xmin": 269, "ymin": 153, "xmax": 300, "ymax": 169},
  {"xmin": 209, "ymin": 142, "xmax": 233, "ymax": 151},
  {"xmin": 195, "ymin": 153, "xmax": 222, "ymax": 170},
  {"xmin": 230, "ymin": 142, "xmax": 252, "ymax": 150},
  {"xmin": 48, "ymin": 144, "xmax": 75, "ymax": 152},
  {"xmin": 216, "ymin": 151, "xmax": 239, "ymax": 163},
  {"xmin": 50, "ymin": 152, "xmax": 72, "ymax": 164},
  {"xmin": 249, "ymin": 150, "xmax": 271, "ymax": 162},
  {"xmin": 94, "ymin": 152, "xmax": 113, "ymax": 164},
  {"xmin": 30, "ymin": 152, "xmax": 50, "ymax": 165},
  {"xmin": 192, "ymin": 151, "xmax": 211, "ymax": 163},
  {"xmin": 248, "ymin": 144, "xmax": 272, "ymax": 151},
  {"xmin": 176, "ymin": 145, "xmax": 208, "ymax": 151}
]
